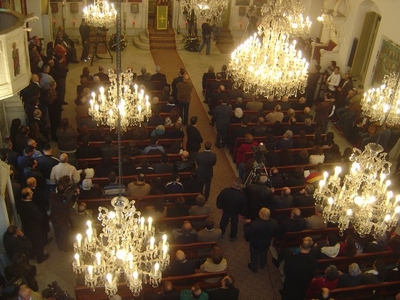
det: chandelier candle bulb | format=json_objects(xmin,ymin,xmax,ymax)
[
  {"xmin": 106, "ymin": 273, "xmax": 112, "ymax": 284},
  {"xmin": 149, "ymin": 237, "xmax": 155, "ymax": 250},
  {"xmin": 95, "ymin": 252, "xmax": 101, "ymax": 265},
  {"xmin": 154, "ymin": 263, "xmax": 160, "ymax": 276},
  {"xmin": 133, "ymin": 271, "xmax": 138, "ymax": 285},
  {"xmin": 76, "ymin": 234, "xmax": 82, "ymax": 247},
  {"xmin": 140, "ymin": 217, "xmax": 145, "ymax": 231},
  {"xmin": 87, "ymin": 220, "xmax": 92, "ymax": 231},
  {"xmin": 163, "ymin": 245, "xmax": 168, "ymax": 259},
  {"xmin": 75, "ymin": 253, "xmax": 80, "ymax": 267},
  {"xmin": 162, "ymin": 234, "xmax": 167, "ymax": 247},
  {"xmin": 86, "ymin": 228, "xmax": 92, "ymax": 243},
  {"xmin": 148, "ymin": 217, "xmax": 152, "ymax": 231},
  {"xmin": 88, "ymin": 265, "xmax": 93, "ymax": 280}
]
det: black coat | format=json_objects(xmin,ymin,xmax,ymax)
[
  {"xmin": 197, "ymin": 151, "xmax": 217, "ymax": 179},
  {"xmin": 186, "ymin": 124, "xmax": 203, "ymax": 152},
  {"xmin": 217, "ymin": 187, "xmax": 247, "ymax": 216},
  {"xmin": 243, "ymin": 217, "xmax": 278, "ymax": 249},
  {"xmin": 244, "ymin": 183, "xmax": 274, "ymax": 220}
]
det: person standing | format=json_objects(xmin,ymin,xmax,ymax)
[
  {"xmin": 171, "ymin": 68, "xmax": 185, "ymax": 102},
  {"xmin": 217, "ymin": 178, "xmax": 247, "ymax": 242},
  {"xmin": 17, "ymin": 188, "xmax": 49, "ymax": 263},
  {"xmin": 186, "ymin": 116, "xmax": 203, "ymax": 162},
  {"xmin": 79, "ymin": 18, "xmax": 91, "ymax": 62},
  {"xmin": 244, "ymin": 207, "xmax": 278, "ymax": 273},
  {"xmin": 198, "ymin": 19, "xmax": 213, "ymax": 55},
  {"xmin": 211, "ymin": 98, "xmax": 231, "ymax": 149},
  {"xmin": 176, "ymin": 74, "xmax": 193, "ymax": 126},
  {"xmin": 196, "ymin": 141, "xmax": 217, "ymax": 201},
  {"xmin": 281, "ymin": 237, "xmax": 318, "ymax": 300}
]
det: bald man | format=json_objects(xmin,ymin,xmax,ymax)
[
  {"xmin": 164, "ymin": 250, "xmax": 196, "ymax": 277},
  {"xmin": 244, "ymin": 207, "xmax": 278, "ymax": 273},
  {"xmin": 18, "ymin": 284, "xmax": 43, "ymax": 300},
  {"xmin": 50, "ymin": 153, "xmax": 80, "ymax": 183},
  {"xmin": 172, "ymin": 221, "xmax": 197, "ymax": 244}
]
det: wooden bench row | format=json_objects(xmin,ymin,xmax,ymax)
[
  {"xmin": 78, "ymin": 138, "xmax": 183, "ymax": 150},
  {"xmin": 75, "ymin": 271, "xmax": 228, "ymax": 300},
  {"xmin": 91, "ymin": 171, "xmax": 191, "ymax": 187},
  {"xmin": 77, "ymin": 153, "xmax": 182, "ymax": 168},
  {"xmin": 329, "ymin": 280, "xmax": 400, "ymax": 299}
]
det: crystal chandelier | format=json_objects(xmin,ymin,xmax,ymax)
[
  {"xmin": 74, "ymin": 1, "xmax": 166, "ymax": 297},
  {"xmin": 88, "ymin": 70, "xmax": 151, "ymax": 131},
  {"xmin": 229, "ymin": 32, "xmax": 309, "ymax": 98},
  {"xmin": 229, "ymin": 0, "xmax": 310, "ymax": 98},
  {"xmin": 181, "ymin": 0, "xmax": 228, "ymax": 20},
  {"xmin": 314, "ymin": 143, "xmax": 400, "ymax": 238},
  {"xmin": 83, "ymin": 0, "xmax": 117, "ymax": 28},
  {"xmin": 259, "ymin": 0, "xmax": 311, "ymax": 38},
  {"xmin": 362, "ymin": 72, "xmax": 400, "ymax": 126},
  {"xmin": 72, "ymin": 197, "xmax": 170, "ymax": 296}
]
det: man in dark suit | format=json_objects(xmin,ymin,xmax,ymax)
[
  {"xmin": 336, "ymin": 72, "xmax": 353, "ymax": 108},
  {"xmin": 182, "ymin": 169, "xmax": 205, "ymax": 196},
  {"xmin": 17, "ymin": 188, "xmax": 49, "ymax": 263},
  {"xmin": 197, "ymin": 141, "xmax": 217, "ymax": 200},
  {"xmin": 171, "ymin": 68, "xmax": 185, "ymax": 101},
  {"xmin": 186, "ymin": 116, "xmax": 203, "ymax": 162},
  {"xmin": 201, "ymin": 66, "xmax": 216, "ymax": 101},
  {"xmin": 164, "ymin": 250, "xmax": 196, "ymax": 277},
  {"xmin": 211, "ymin": 98, "xmax": 232, "ymax": 148},
  {"xmin": 151, "ymin": 65, "xmax": 167, "ymax": 90},
  {"xmin": 293, "ymin": 184, "xmax": 315, "ymax": 207},
  {"xmin": 75, "ymin": 135, "xmax": 101, "ymax": 159}
]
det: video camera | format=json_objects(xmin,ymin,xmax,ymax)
[{"xmin": 251, "ymin": 142, "xmax": 267, "ymax": 166}]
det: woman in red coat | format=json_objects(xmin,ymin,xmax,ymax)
[{"xmin": 236, "ymin": 133, "xmax": 258, "ymax": 182}]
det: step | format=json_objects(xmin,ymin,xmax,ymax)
[
  {"xmin": 150, "ymin": 43, "xmax": 176, "ymax": 50},
  {"xmin": 133, "ymin": 35, "xmax": 150, "ymax": 50}
]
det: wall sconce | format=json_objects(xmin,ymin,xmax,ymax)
[
  {"xmin": 73, "ymin": 19, "xmax": 76, "ymax": 28},
  {"xmin": 53, "ymin": 19, "xmax": 57, "ymax": 30},
  {"xmin": 132, "ymin": 20, "xmax": 135, "ymax": 28},
  {"xmin": 240, "ymin": 22, "xmax": 242, "ymax": 30}
]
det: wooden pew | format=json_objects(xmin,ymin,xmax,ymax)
[
  {"xmin": 271, "ymin": 205, "xmax": 316, "ymax": 220},
  {"xmin": 78, "ymin": 138, "xmax": 183, "ymax": 150},
  {"xmin": 77, "ymin": 153, "xmax": 182, "ymax": 168},
  {"xmin": 317, "ymin": 250, "xmax": 399, "ymax": 275},
  {"xmin": 91, "ymin": 171, "xmax": 191, "ymax": 187},
  {"xmin": 75, "ymin": 271, "xmax": 228, "ymax": 300},
  {"xmin": 329, "ymin": 280, "xmax": 400, "ymax": 300},
  {"xmin": 229, "ymin": 121, "xmax": 318, "ymax": 136},
  {"xmin": 80, "ymin": 193, "xmax": 200, "ymax": 209},
  {"xmin": 273, "ymin": 227, "xmax": 344, "ymax": 251},
  {"xmin": 169, "ymin": 241, "xmax": 217, "ymax": 259}
]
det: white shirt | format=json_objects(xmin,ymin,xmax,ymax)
[
  {"xmin": 50, "ymin": 162, "xmax": 80, "ymax": 183},
  {"xmin": 327, "ymin": 72, "xmax": 341, "ymax": 91}
]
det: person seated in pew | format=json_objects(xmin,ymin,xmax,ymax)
[
  {"xmin": 208, "ymin": 275, "xmax": 240, "ymax": 300},
  {"xmin": 143, "ymin": 136, "xmax": 166, "ymax": 155},
  {"xmin": 305, "ymin": 205, "xmax": 327, "ymax": 230},
  {"xmin": 312, "ymin": 234, "xmax": 340, "ymax": 259},
  {"xmin": 196, "ymin": 217, "xmax": 222, "ymax": 242},
  {"xmin": 338, "ymin": 234, "xmax": 360, "ymax": 257},
  {"xmin": 386, "ymin": 258, "xmax": 400, "ymax": 281},
  {"xmin": 283, "ymin": 109, "xmax": 296, "ymax": 123},
  {"xmin": 95, "ymin": 156, "xmax": 117, "ymax": 178},
  {"xmin": 69, "ymin": 202, "xmax": 93, "ymax": 236},
  {"xmin": 126, "ymin": 173, "xmax": 151, "ymax": 198},
  {"xmin": 148, "ymin": 109, "xmax": 166, "ymax": 127},
  {"xmin": 172, "ymin": 221, "xmax": 197, "ymax": 244},
  {"xmin": 293, "ymin": 184, "xmax": 315, "ymax": 207},
  {"xmin": 174, "ymin": 151, "xmax": 195, "ymax": 173},
  {"xmin": 265, "ymin": 134, "xmax": 277, "ymax": 150},
  {"xmin": 158, "ymin": 86, "xmax": 172, "ymax": 103},
  {"xmin": 277, "ymin": 208, "xmax": 306, "ymax": 237},
  {"xmin": 79, "ymin": 179, "xmax": 102, "ymax": 200},
  {"xmin": 278, "ymin": 148, "xmax": 294, "ymax": 166},
  {"xmin": 309, "ymin": 145, "xmax": 326, "ymax": 164},
  {"xmin": 292, "ymin": 96, "xmax": 307, "ymax": 111},
  {"xmin": 167, "ymin": 196, "xmax": 188, "ymax": 217},
  {"xmin": 312, "ymin": 287, "xmax": 334, "ymax": 300},
  {"xmin": 164, "ymin": 250, "xmax": 196, "ymax": 277},
  {"xmin": 180, "ymin": 285, "xmax": 208, "ymax": 300},
  {"xmin": 199, "ymin": 246, "xmax": 227, "ymax": 283},
  {"xmin": 324, "ymin": 144, "xmax": 342, "ymax": 163},
  {"xmin": 229, "ymin": 117, "xmax": 251, "ymax": 148},
  {"xmin": 271, "ymin": 187, "xmax": 293, "ymax": 209},
  {"xmin": 246, "ymin": 95, "xmax": 263, "ymax": 111},
  {"xmin": 285, "ymin": 167, "xmax": 306, "ymax": 187},
  {"xmin": 152, "ymin": 153, "xmax": 174, "ymax": 174},
  {"xmin": 280, "ymin": 95, "xmax": 292, "ymax": 110},
  {"xmin": 293, "ymin": 130, "xmax": 310, "ymax": 149},
  {"xmin": 269, "ymin": 167, "xmax": 285, "ymax": 189},
  {"xmin": 337, "ymin": 263, "xmax": 362, "ymax": 288},
  {"xmin": 144, "ymin": 197, "xmax": 167, "ymax": 219},
  {"xmin": 266, "ymin": 105, "xmax": 284, "ymax": 123},
  {"xmin": 276, "ymin": 130, "xmax": 294, "ymax": 149},
  {"xmin": 306, "ymin": 265, "xmax": 339, "ymax": 299},
  {"xmin": 189, "ymin": 195, "xmax": 210, "ymax": 217},
  {"xmin": 75, "ymin": 135, "xmax": 101, "ymax": 159},
  {"xmin": 305, "ymin": 163, "xmax": 324, "ymax": 186},
  {"xmin": 152, "ymin": 280, "xmax": 180, "ymax": 300},
  {"xmin": 165, "ymin": 122, "xmax": 184, "ymax": 139},
  {"xmin": 166, "ymin": 173, "xmax": 185, "ymax": 194},
  {"xmin": 252, "ymin": 117, "xmax": 268, "ymax": 137},
  {"xmin": 164, "ymin": 107, "xmax": 182, "ymax": 127},
  {"xmin": 363, "ymin": 232, "xmax": 388, "ymax": 253},
  {"xmin": 103, "ymin": 171, "xmax": 126, "ymax": 198},
  {"xmin": 361, "ymin": 259, "xmax": 387, "ymax": 284},
  {"xmin": 298, "ymin": 106, "xmax": 314, "ymax": 122},
  {"xmin": 120, "ymin": 155, "xmax": 137, "ymax": 176},
  {"xmin": 231, "ymin": 98, "xmax": 246, "ymax": 112},
  {"xmin": 149, "ymin": 177, "xmax": 168, "ymax": 195},
  {"xmin": 230, "ymin": 107, "xmax": 243, "ymax": 124},
  {"xmin": 100, "ymin": 135, "xmax": 118, "ymax": 158},
  {"xmin": 183, "ymin": 169, "xmax": 205, "ymax": 196},
  {"xmin": 304, "ymin": 118, "xmax": 316, "ymax": 134},
  {"xmin": 135, "ymin": 158, "xmax": 156, "ymax": 175},
  {"xmin": 161, "ymin": 96, "xmax": 178, "ymax": 113}
]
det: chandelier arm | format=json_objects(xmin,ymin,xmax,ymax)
[{"xmin": 116, "ymin": 0, "xmax": 123, "ymax": 195}]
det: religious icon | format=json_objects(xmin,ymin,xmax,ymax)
[{"xmin": 12, "ymin": 42, "xmax": 20, "ymax": 77}]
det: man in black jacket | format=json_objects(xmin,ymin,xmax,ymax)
[
  {"xmin": 244, "ymin": 207, "xmax": 278, "ymax": 273},
  {"xmin": 3, "ymin": 225, "xmax": 32, "ymax": 262},
  {"xmin": 217, "ymin": 178, "xmax": 247, "ymax": 242},
  {"xmin": 186, "ymin": 116, "xmax": 203, "ymax": 162},
  {"xmin": 208, "ymin": 275, "xmax": 240, "ymax": 300},
  {"xmin": 281, "ymin": 237, "xmax": 318, "ymax": 300},
  {"xmin": 244, "ymin": 175, "xmax": 274, "ymax": 220},
  {"xmin": 198, "ymin": 19, "xmax": 213, "ymax": 55},
  {"xmin": 196, "ymin": 141, "xmax": 217, "ymax": 200}
]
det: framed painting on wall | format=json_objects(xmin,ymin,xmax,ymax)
[
  {"xmin": 70, "ymin": 2, "xmax": 79, "ymax": 13},
  {"xmin": 50, "ymin": 3, "xmax": 58, "ymax": 13},
  {"xmin": 371, "ymin": 36, "xmax": 400, "ymax": 86}
]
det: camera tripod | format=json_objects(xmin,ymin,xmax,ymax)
[
  {"xmin": 244, "ymin": 162, "xmax": 268, "ymax": 187},
  {"xmin": 91, "ymin": 27, "xmax": 113, "ymax": 66}
]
